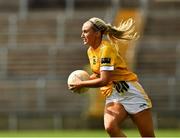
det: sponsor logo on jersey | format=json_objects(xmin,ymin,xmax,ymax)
[{"xmin": 101, "ymin": 58, "xmax": 111, "ymax": 64}]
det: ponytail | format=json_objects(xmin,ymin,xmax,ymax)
[
  {"xmin": 89, "ymin": 17, "xmax": 138, "ymax": 41},
  {"xmin": 88, "ymin": 17, "xmax": 139, "ymax": 56}
]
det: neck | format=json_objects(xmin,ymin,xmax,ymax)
[{"xmin": 91, "ymin": 39, "xmax": 102, "ymax": 49}]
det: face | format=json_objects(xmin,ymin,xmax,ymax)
[{"xmin": 81, "ymin": 21, "xmax": 99, "ymax": 46}]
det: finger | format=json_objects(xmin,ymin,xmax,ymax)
[
  {"xmin": 69, "ymin": 84, "xmax": 75, "ymax": 87},
  {"xmin": 68, "ymin": 86, "xmax": 72, "ymax": 90},
  {"xmin": 101, "ymin": 91, "xmax": 105, "ymax": 95},
  {"xmin": 68, "ymin": 85, "xmax": 77, "ymax": 91},
  {"xmin": 103, "ymin": 90, "xmax": 111, "ymax": 97},
  {"xmin": 101, "ymin": 91, "xmax": 107, "ymax": 97},
  {"xmin": 106, "ymin": 92, "xmax": 111, "ymax": 97},
  {"xmin": 69, "ymin": 87, "xmax": 75, "ymax": 90}
]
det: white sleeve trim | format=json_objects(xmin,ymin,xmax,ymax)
[{"xmin": 100, "ymin": 66, "xmax": 114, "ymax": 71}]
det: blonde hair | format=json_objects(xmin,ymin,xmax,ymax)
[
  {"xmin": 89, "ymin": 17, "xmax": 138, "ymax": 40},
  {"xmin": 88, "ymin": 17, "xmax": 139, "ymax": 56}
]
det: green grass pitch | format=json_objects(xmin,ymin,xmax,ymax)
[{"xmin": 0, "ymin": 129, "xmax": 179, "ymax": 137}]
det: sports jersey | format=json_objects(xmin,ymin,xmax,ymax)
[{"xmin": 87, "ymin": 40, "xmax": 138, "ymax": 82}]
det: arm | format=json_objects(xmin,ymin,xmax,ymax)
[
  {"xmin": 69, "ymin": 70, "xmax": 111, "ymax": 90},
  {"xmin": 89, "ymin": 73, "xmax": 100, "ymax": 80},
  {"xmin": 82, "ymin": 70, "xmax": 111, "ymax": 87}
]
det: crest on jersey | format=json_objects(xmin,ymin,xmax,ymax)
[{"xmin": 93, "ymin": 56, "xmax": 97, "ymax": 65}]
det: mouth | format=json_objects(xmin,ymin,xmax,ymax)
[{"xmin": 82, "ymin": 38, "xmax": 87, "ymax": 43}]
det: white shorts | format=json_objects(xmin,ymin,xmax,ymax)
[{"xmin": 106, "ymin": 81, "xmax": 152, "ymax": 114}]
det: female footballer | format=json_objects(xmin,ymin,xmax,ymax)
[{"xmin": 69, "ymin": 17, "xmax": 155, "ymax": 137}]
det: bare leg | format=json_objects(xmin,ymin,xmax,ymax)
[
  {"xmin": 130, "ymin": 108, "xmax": 155, "ymax": 137},
  {"xmin": 104, "ymin": 102, "xmax": 128, "ymax": 137}
]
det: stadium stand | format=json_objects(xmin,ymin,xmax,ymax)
[
  {"xmin": 0, "ymin": 0, "xmax": 113, "ymax": 130},
  {"xmin": 136, "ymin": 0, "xmax": 180, "ymax": 127},
  {"xmin": 0, "ymin": 0, "xmax": 179, "ymax": 129}
]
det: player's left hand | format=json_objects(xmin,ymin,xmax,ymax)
[{"xmin": 100, "ymin": 85, "xmax": 113, "ymax": 97}]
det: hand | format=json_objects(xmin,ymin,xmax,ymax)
[
  {"xmin": 89, "ymin": 73, "xmax": 100, "ymax": 80},
  {"xmin": 68, "ymin": 78, "xmax": 83, "ymax": 93},
  {"xmin": 100, "ymin": 85, "xmax": 113, "ymax": 97}
]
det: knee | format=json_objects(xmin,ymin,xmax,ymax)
[{"xmin": 104, "ymin": 121, "xmax": 118, "ymax": 134}]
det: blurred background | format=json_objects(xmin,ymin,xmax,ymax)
[{"xmin": 0, "ymin": 0, "xmax": 180, "ymax": 132}]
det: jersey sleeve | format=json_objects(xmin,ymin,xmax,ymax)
[{"xmin": 100, "ymin": 45, "xmax": 115, "ymax": 71}]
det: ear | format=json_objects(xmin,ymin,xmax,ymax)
[{"xmin": 95, "ymin": 31, "xmax": 101, "ymax": 37}]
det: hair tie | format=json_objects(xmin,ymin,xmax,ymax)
[{"xmin": 104, "ymin": 24, "xmax": 111, "ymax": 34}]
